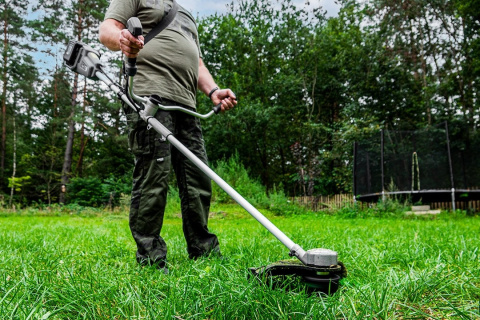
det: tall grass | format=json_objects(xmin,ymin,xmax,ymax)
[{"xmin": 0, "ymin": 208, "xmax": 479, "ymax": 319}]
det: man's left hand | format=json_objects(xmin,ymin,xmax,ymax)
[{"xmin": 211, "ymin": 89, "xmax": 237, "ymax": 112}]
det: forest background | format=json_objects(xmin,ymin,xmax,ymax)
[{"xmin": 1, "ymin": 0, "xmax": 479, "ymax": 208}]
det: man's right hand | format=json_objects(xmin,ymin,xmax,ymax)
[
  {"xmin": 119, "ymin": 28, "xmax": 144, "ymax": 58},
  {"xmin": 99, "ymin": 19, "xmax": 144, "ymax": 57}
]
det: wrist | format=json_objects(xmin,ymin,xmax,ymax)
[{"xmin": 208, "ymin": 86, "xmax": 219, "ymax": 100}]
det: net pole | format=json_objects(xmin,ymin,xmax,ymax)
[
  {"xmin": 381, "ymin": 129, "xmax": 385, "ymax": 202},
  {"xmin": 353, "ymin": 142, "xmax": 357, "ymax": 202},
  {"xmin": 445, "ymin": 122, "xmax": 456, "ymax": 211}
]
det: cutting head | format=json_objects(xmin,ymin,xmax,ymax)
[
  {"xmin": 249, "ymin": 259, "xmax": 347, "ymax": 295},
  {"xmin": 302, "ymin": 248, "xmax": 338, "ymax": 267}
]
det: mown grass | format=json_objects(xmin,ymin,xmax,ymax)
[{"xmin": 0, "ymin": 206, "xmax": 479, "ymax": 319}]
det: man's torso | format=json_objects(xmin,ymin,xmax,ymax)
[{"xmin": 105, "ymin": 0, "xmax": 201, "ymax": 108}]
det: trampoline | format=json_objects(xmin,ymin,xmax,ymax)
[{"xmin": 353, "ymin": 122, "xmax": 480, "ymax": 210}]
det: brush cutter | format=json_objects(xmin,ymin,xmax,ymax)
[{"xmin": 63, "ymin": 18, "xmax": 346, "ymax": 294}]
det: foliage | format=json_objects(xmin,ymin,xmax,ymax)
[
  {"xmin": 209, "ymin": 154, "xmax": 311, "ymax": 215},
  {"xmin": 164, "ymin": 186, "xmax": 181, "ymax": 218},
  {"xmin": 199, "ymin": 0, "xmax": 340, "ymax": 195},
  {"xmin": 210, "ymin": 153, "xmax": 269, "ymax": 207},
  {"xmin": 65, "ymin": 177, "xmax": 105, "ymax": 207},
  {"xmin": 1, "ymin": 0, "xmax": 480, "ymax": 206},
  {"xmin": 66, "ymin": 175, "xmax": 130, "ymax": 208},
  {"xmin": 7, "ymin": 175, "xmax": 31, "ymax": 192},
  {"xmin": 335, "ymin": 198, "xmax": 410, "ymax": 219},
  {"xmin": 266, "ymin": 186, "xmax": 310, "ymax": 216}
]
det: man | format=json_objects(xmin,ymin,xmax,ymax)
[{"xmin": 99, "ymin": 0, "xmax": 237, "ymax": 270}]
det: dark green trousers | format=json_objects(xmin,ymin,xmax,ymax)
[{"xmin": 126, "ymin": 102, "xmax": 219, "ymax": 264}]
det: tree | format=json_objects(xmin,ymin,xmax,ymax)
[
  {"xmin": 19, "ymin": 69, "xmax": 70, "ymax": 205},
  {"xmin": 0, "ymin": 0, "xmax": 31, "ymax": 183},
  {"xmin": 199, "ymin": 0, "xmax": 316, "ymax": 192},
  {"xmin": 56, "ymin": 0, "xmax": 108, "ymax": 203},
  {"xmin": 198, "ymin": 0, "xmax": 359, "ymax": 195}
]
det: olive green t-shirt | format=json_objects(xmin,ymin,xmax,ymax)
[{"xmin": 104, "ymin": 0, "xmax": 202, "ymax": 108}]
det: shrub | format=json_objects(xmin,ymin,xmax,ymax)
[
  {"xmin": 67, "ymin": 175, "xmax": 131, "ymax": 208},
  {"xmin": 66, "ymin": 177, "xmax": 104, "ymax": 207},
  {"xmin": 165, "ymin": 186, "xmax": 182, "ymax": 217},
  {"xmin": 336, "ymin": 197, "xmax": 409, "ymax": 218},
  {"xmin": 211, "ymin": 153, "xmax": 270, "ymax": 207},
  {"xmin": 267, "ymin": 186, "xmax": 310, "ymax": 216}
]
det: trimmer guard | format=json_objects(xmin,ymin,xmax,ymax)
[{"xmin": 249, "ymin": 259, "xmax": 347, "ymax": 295}]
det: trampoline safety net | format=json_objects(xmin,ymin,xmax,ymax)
[{"xmin": 354, "ymin": 122, "xmax": 480, "ymax": 203}]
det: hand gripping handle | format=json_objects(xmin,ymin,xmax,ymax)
[
  {"xmin": 213, "ymin": 97, "xmax": 237, "ymax": 114},
  {"xmin": 125, "ymin": 17, "xmax": 143, "ymax": 76},
  {"xmin": 213, "ymin": 103, "xmax": 222, "ymax": 114}
]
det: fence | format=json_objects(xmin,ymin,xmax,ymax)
[
  {"xmin": 292, "ymin": 195, "xmax": 354, "ymax": 211},
  {"xmin": 292, "ymin": 195, "xmax": 480, "ymax": 212},
  {"xmin": 430, "ymin": 200, "xmax": 480, "ymax": 211}
]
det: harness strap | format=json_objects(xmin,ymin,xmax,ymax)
[{"xmin": 144, "ymin": 0, "xmax": 179, "ymax": 44}]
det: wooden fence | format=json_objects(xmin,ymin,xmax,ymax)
[
  {"xmin": 292, "ymin": 195, "xmax": 354, "ymax": 211},
  {"xmin": 429, "ymin": 200, "xmax": 480, "ymax": 212},
  {"xmin": 291, "ymin": 195, "xmax": 480, "ymax": 212}
]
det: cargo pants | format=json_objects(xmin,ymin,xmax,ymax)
[{"xmin": 126, "ymin": 99, "xmax": 220, "ymax": 265}]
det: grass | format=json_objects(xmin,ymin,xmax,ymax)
[{"xmin": 0, "ymin": 205, "xmax": 479, "ymax": 319}]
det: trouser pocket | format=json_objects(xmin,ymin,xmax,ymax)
[{"xmin": 126, "ymin": 112, "xmax": 152, "ymax": 156}]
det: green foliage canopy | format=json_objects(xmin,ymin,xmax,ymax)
[{"xmin": 1, "ymin": 0, "xmax": 479, "ymax": 207}]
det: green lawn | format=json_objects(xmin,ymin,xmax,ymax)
[{"xmin": 0, "ymin": 206, "xmax": 479, "ymax": 319}]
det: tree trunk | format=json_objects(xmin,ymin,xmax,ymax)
[
  {"xmin": 59, "ymin": 99, "xmax": 76, "ymax": 204},
  {"xmin": 48, "ymin": 69, "xmax": 60, "ymax": 205},
  {"xmin": 76, "ymin": 77, "xmax": 87, "ymax": 177},
  {"xmin": 59, "ymin": 1, "xmax": 83, "ymax": 204},
  {"xmin": 8, "ymin": 112, "xmax": 16, "ymax": 208},
  {"xmin": 1, "ymin": 15, "xmax": 8, "ymax": 179},
  {"xmin": 60, "ymin": 69, "xmax": 79, "ymax": 204}
]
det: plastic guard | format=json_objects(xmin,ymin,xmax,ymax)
[
  {"xmin": 249, "ymin": 259, "xmax": 347, "ymax": 294},
  {"xmin": 249, "ymin": 259, "xmax": 347, "ymax": 279}
]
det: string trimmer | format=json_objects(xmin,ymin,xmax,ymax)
[{"xmin": 63, "ymin": 17, "xmax": 346, "ymax": 294}]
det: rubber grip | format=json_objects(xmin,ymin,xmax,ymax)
[
  {"xmin": 125, "ymin": 17, "xmax": 143, "ymax": 77},
  {"xmin": 213, "ymin": 103, "xmax": 222, "ymax": 114},
  {"xmin": 125, "ymin": 59, "xmax": 137, "ymax": 77}
]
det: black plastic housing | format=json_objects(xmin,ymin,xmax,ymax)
[{"xmin": 63, "ymin": 40, "xmax": 103, "ymax": 79}]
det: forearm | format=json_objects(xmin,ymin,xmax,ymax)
[
  {"xmin": 99, "ymin": 19, "xmax": 124, "ymax": 51},
  {"xmin": 99, "ymin": 19, "xmax": 144, "ymax": 58},
  {"xmin": 197, "ymin": 58, "xmax": 237, "ymax": 112},
  {"xmin": 198, "ymin": 58, "xmax": 218, "ymax": 96}
]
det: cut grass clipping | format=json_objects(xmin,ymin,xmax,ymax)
[{"xmin": 0, "ymin": 207, "xmax": 479, "ymax": 319}]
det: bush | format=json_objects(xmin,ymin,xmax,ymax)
[
  {"xmin": 67, "ymin": 175, "xmax": 131, "ymax": 208},
  {"xmin": 211, "ymin": 153, "xmax": 270, "ymax": 208},
  {"xmin": 267, "ymin": 186, "xmax": 310, "ymax": 216},
  {"xmin": 208, "ymin": 154, "xmax": 310, "ymax": 216},
  {"xmin": 336, "ymin": 197, "xmax": 409, "ymax": 218},
  {"xmin": 165, "ymin": 186, "xmax": 182, "ymax": 217}
]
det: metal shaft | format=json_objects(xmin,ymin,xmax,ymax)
[
  {"xmin": 96, "ymin": 71, "xmax": 308, "ymax": 263},
  {"xmin": 145, "ymin": 114, "xmax": 307, "ymax": 258}
]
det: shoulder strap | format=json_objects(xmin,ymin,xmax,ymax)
[{"xmin": 144, "ymin": 0, "xmax": 179, "ymax": 44}]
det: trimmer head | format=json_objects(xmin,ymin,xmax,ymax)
[{"xmin": 249, "ymin": 258, "xmax": 347, "ymax": 295}]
